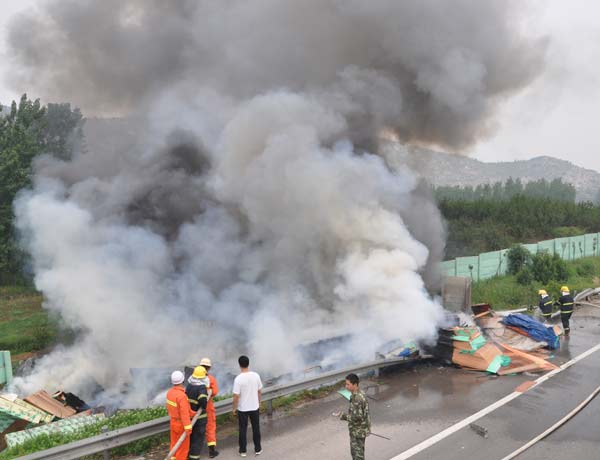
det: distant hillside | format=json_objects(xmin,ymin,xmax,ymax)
[
  {"xmin": 81, "ymin": 119, "xmax": 600, "ymax": 202},
  {"xmin": 384, "ymin": 143, "xmax": 600, "ymax": 202}
]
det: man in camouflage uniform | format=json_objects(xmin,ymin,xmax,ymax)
[{"xmin": 340, "ymin": 373, "xmax": 371, "ymax": 460}]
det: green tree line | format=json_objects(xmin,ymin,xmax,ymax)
[
  {"xmin": 440, "ymin": 195, "xmax": 600, "ymax": 259},
  {"xmin": 0, "ymin": 94, "xmax": 83, "ymax": 285},
  {"xmin": 434, "ymin": 177, "xmax": 576, "ymax": 202}
]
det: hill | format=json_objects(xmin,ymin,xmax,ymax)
[
  {"xmin": 80, "ymin": 119, "xmax": 600, "ymax": 202},
  {"xmin": 383, "ymin": 143, "xmax": 600, "ymax": 202}
]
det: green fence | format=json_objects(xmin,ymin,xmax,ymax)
[
  {"xmin": 441, "ymin": 233, "xmax": 600, "ymax": 281},
  {"xmin": 0, "ymin": 350, "xmax": 12, "ymax": 385}
]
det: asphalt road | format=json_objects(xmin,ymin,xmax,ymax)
[
  {"xmin": 177, "ymin": 308, "xmax": 600, "ymax": 460},
  {"xmin": 404, "ymin": 325, "xmax": 600, "ymax": 460}
]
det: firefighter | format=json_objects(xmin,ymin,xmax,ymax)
[
  {"xmin": 558, "ymin": 286, "xmax": 575, "ymax": 336},
  {"xmin": 200, "ymin": 357, "xmax": 220, "ymax": 458},
  {"xmin": 538, "ymin": 289, "xmax": 554, "ymax": 322},
  {"xmin": 186, "ymin": 366, "xmax": 210, "ymax": 460},
  {"xmin": 166, "ymin": 370, "xmax": 193, "ymax": 460}
]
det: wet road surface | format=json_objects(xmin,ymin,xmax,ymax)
[
  {"xmin": 193, "ymin": 310, "xmax": 600, "ymax": 460},
  {"xmin": 404, "ymin": 328, "xmax": 600, "ymax": 460}
]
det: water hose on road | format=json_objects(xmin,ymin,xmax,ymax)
[{"xmin": 499, "ymin": 384, "xmax": 600, "ymax": 460}]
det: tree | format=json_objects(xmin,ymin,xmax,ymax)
[
  {"xmin": 0, "ymin": 94, "xmax": 85, "ymax": 283},
  {"xmin": 507, "ymin": 245, "xmax": 531, "ymax": 275},
  {"xmin": 530, "ymin": 252, "xmax": 569, "ymax": 284},
  {"xmin": 43, "ymin": 103, "xmax": 85, "ymax": 160},
  {"xmin": 0, "ymin": 95, "xmax": 46, "ymax": 282}
]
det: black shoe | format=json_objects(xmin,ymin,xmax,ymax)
[{"xmin": 209, "ymin": 447, "xmax": 220, "ymax": 458}]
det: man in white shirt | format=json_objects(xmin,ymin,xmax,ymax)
[{"xmin": 232, "ymin": 355, "xmax": 263, "ymax": 457}]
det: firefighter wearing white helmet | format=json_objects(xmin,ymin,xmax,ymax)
[
  {"xmin": 537, "ymin": 289, "xmax": 553, "ymax": 322},
  {"xmin": 558, "ymin": 286, "xmax": 574, "ymax": 336},
  {"xmin": 166, "ymin": 370, "xmax": 193, "ymax": 460}
]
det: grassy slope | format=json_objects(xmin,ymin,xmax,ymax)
[
  {"xmin": 0, "ymin": 286, "xmax": 57, "ymax": 365},
  {"xmin": 472, "ymin": 256, "xmax": 600, "ymax": 309}
]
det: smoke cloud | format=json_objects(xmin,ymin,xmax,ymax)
[
  {"xmin": 6, "ymin": 0, "xmax": 546, "ymax": 402},
  {"xmin": 7, "ymin": 0, "xmax": 545, "ymax": 149}
]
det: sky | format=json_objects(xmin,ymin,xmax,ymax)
[{"xmin": 1, "ymin": 0, "xmax": 599, "ymax": 172}]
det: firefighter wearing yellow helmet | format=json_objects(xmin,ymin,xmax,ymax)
[
  {"xmin": 558, "ymin": 286, "xmax": 574, "ymax": 336},
  {"xmin": 537, "ymin": 289, "xmax": 553, "ymax": 322}
]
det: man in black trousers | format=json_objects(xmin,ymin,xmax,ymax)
[{"xmin": 232, "ymin": 355, "xmax": 263, "ymax": 457}]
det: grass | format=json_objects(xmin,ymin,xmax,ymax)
[
  {"xmin": 270, "ymin": 385, "xmax": 338, "ymax": 412},
  {"xmin": 0, "ymin": 407, "xmax": 169, "ymax": 460},
  {"xmin": 0, "ymin": 286, "xmax": 58, "ymax": 364},
  {"xmin": 472, "ymin": 256, "xmax": 600, "ymax": 309}
]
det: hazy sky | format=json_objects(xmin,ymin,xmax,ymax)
[{"xmin": 1, "ymin": 0, "xmax": 599, "ymax": 172}]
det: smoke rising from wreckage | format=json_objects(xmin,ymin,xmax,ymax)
[{"xmin": 4, "ymin": 0, "xmax": 546, "ymax": 405}]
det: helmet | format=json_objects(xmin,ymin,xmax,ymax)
[
  {"xmin": 171, "ymin": 370, "xmax": 184, "ymax": 385},
  {"xmin": 560, "ymin": 286, "xmax": 569, "ymax": 292},
  {"xmin": 538, "ymin": 289, "xmax": 547, "ymax": 296},
  {"xmin": 200, "ymin": 357, "xmax": 212, "ymax": 367},
  {"xmin": 192, "ymin": 366, "xmax": 207, "ymax": 379}
]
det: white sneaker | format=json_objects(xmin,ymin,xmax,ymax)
[
  {"xmin": 256, "ymin": 450, "xmax": 263, "ymax": 456},
  {"xmin": 240, "ymin": 453, "xmax": 247, "ymax": 458}
]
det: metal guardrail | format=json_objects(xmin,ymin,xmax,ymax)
[{"xmin": 16, "ymin": 356, "xmax": 414, "ymax": 460}]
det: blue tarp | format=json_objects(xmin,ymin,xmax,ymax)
[{"xmin": 502, "ymin": 313, "xmax": 560, "ymax": 349}]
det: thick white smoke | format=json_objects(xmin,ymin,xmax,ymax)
[
  {"xmin": 5, "ymin": 1, "xmax": 546, "ymax": 403},
  {"xmin": 12, "ymin": 91, "xmax": 444, "ymax": 402}
]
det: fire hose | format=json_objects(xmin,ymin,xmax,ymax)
[
  {"xmin": 499, "ymin": 384, "xmax": 600, "ymax": 460},
  {"xmin": 163, "ymin": 411, "xmax": 201, "ymax": 460}
]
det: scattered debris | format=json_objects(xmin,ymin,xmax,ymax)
[
  {"xmin": 477, "ymin": 315, "xmax": 549, "ymax": 352},
  {"xmin": 53, "ymin": 391, "xmax": 91, "ymax": 413},
  {"xmin": 376, "ymin": 340, "xmax": 420, "ymax": 360},
  {"xmin": 0, "ymin": 394, "xmax": 54, "ymax": 425},
  {"xmin": 5, "ymin": 413, "xmax": 106, "ymax": 448},
  {"xmin": 574, "ymin": 287, "xmax": 600, "ymax": 309},
  {"xmin": 432, "ymin": 304, "xmax": 560, "ymax": 376},
  {"xmin": 0, "ymin": 388, "xmax": 96, "ymax": 452},
  {"xmin": 25, "ymin": 390, "xmax": 77, "ymax": 419},
  {"xmin": 433, "ymin": 326, "xmax": 510, "ymax": 373},
  {"xmin": 501, "ymin": 314, "xmax": 560, "ymax": 349},
  {"xmin": 469, "ymin": 422, "xmax": 488, "ymax": 438},
  {"xmin": 496, "ymin": 343, "xmax": 557, "ymax": 375},
  {"xmin": 514, "ymin": 381, "xmax": 536, "ymax": 393}
]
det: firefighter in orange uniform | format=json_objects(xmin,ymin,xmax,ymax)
[
  {"xmin": 200, "ymin": 357, "xmax": 220, "ymax": 457},
  {"xmin": 166, "ymin": 370, "xmax": 193, "ymax": 460}
]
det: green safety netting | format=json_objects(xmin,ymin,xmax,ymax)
[
  {"xmin": 456, "ymin": 256, "xmax": 479, "ymax": 279},
  {"xmin": 584, "ymin": 234, "xmax": 599, "ymax": 257},
  {"xmin": 441, "ymin": 233, "xmax": 600, "ymax": 279}
]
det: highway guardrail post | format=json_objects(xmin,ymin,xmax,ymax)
[{"xmin": 101, "ymin": 426, "xmax": 110, "ymax": 460}]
